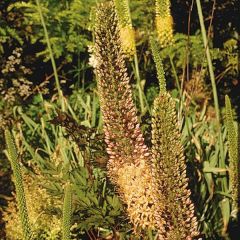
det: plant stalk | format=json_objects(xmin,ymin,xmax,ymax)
[
  {"xmin": 133, "ymin": 53, "xmax": 150, "ymax": 114},
  {"xmin": 35, "ymin": 0, "xmax": 64, "ymax": 111},
  {"xmin": 196, "ymin": 0, "xmax": 220, "ymax": 124}
]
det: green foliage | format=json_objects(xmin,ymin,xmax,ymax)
[
  {"xmin": 0, "ymin": 25, "xmax": 23, "ymax": 53},
  {"xmin": 12, "ymin": 89, "xmax": 127, "ymax": 238},
  {"xmin": 4, "ymin": 129, "xmax": 32, "ymax": 240},
  {"xmin": 130, "ymin": 0, "xmax": 154, "ymax": 32},
  {"xmin": 221, "ymin": 39, "xmax": 239, "ymax": 80},
  {"xmin": 9, "ymin": 0, "xmax": 95, "ymax": 62},
  {"xmin": 0, "ymin": 1, "xmax": 25, "ymax": 54},
  {"xmin": 180, "ymin": 103, "xmax": 231, "ymax": 238},
  {"xmin": 160, "ymin": 33, "xmax": 222, "ymax": 69}
]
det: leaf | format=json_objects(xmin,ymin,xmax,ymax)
[{"xmin": 219, "ymin": 198, "xmax": 230, "ymax": 235}]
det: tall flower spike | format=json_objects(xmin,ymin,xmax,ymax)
[
  {"xmin": 152, "ymin": 94, "xmax": 199, "ymax": 239},
  {"xmin": 155, "ymin": 0, "xmax": 174, "ymax": 48},
  {"xmin": 151, "ymin": 42, "xmax": 199, "ymax": 239},
  {"xmin": 150, "ymin": 38, "xmax": 166, "ymax": 93},
  {"xmin": 114, "ymin": 0, "xmax": 136, "ymax": 57},
  {"xmin": 225, "ymin": 95, "xmax": 239, "ymax": 217},
  {"xmin": 4, "ymin": 129, "xmax": 32, "ymax": 240},
  {"xmin": 62, "ymin": 183, "xmax": 72, "ymax": 240},
  {"xmin": 94, "ymin": 2, "xmax": 163, "ymax": 232}
]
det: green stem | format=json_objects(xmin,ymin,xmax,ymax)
[
  {"xmin": 35, "ymin": 0, "xmax": 64, "ymax": 110},
  {"xmin": 134, "ymin": 53, "xmax": 144, "ymax": 112},
  {"xmin": 196, "ymin": 0, "xmax": 220, "ymax": 124},
  {"xmin": 133, "ymin": 53, "xmax": 150, "ymax": 114},
  {"xmin": 169, "ymin": 55, "xmax": 181, "ymax": 95}
]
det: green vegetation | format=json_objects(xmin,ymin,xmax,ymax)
[{"xmin": 0, "ymin": 0, "xmax": 239, "ymax": 239}]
